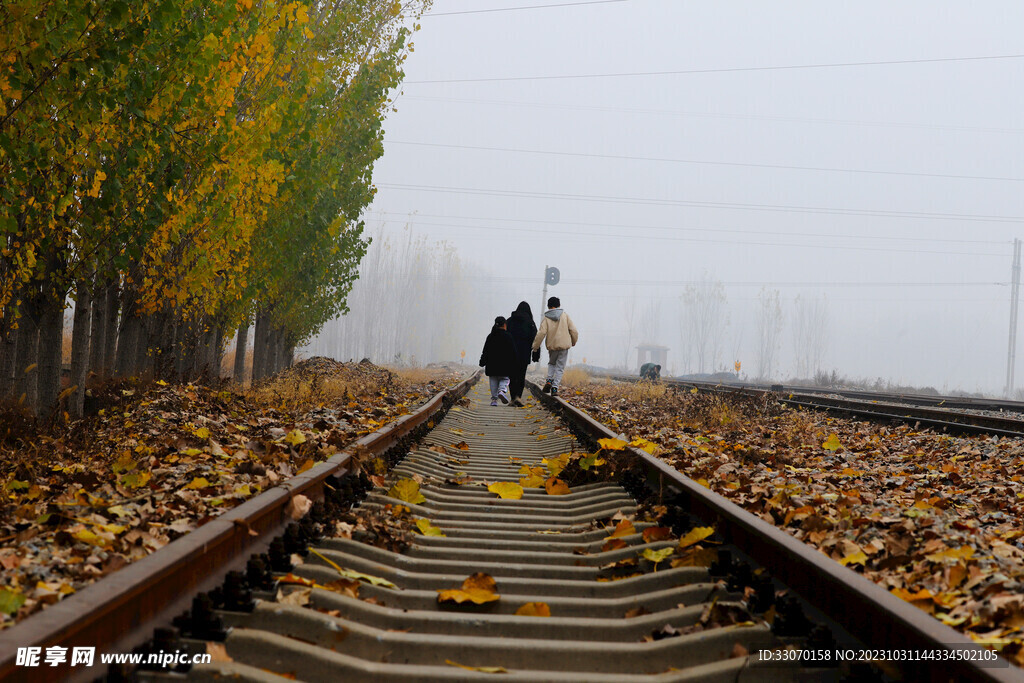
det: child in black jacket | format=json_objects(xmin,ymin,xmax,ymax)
[{"xmin": 479, "ymin": 316, "xmax": 517, "ymax": 406}]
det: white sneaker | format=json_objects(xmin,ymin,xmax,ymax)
[
  {"xmin": 498, "ymin": 392, "xmax": 509, "ymax": 404},
  {"xmin": 490, "ymin": 400, "xmax": 498, "ymax": 406}
]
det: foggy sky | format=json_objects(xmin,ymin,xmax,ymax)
[{"xmin": 321, "ymin": 1, "xmax": 1024, "ymax": 394}]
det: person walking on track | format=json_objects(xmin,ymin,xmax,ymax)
[
  {"xmin": 531, "ymin": 296, "xmax": 579, "ymax": 397},
  {"xmin": 479, "ymin": 316, "xmax": 517, "ymax": 406},
  {"xmin": 505, "ymin": 301, "xmax": 537, "ymax": 407}
]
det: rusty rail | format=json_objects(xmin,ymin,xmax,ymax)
[{"xmin": 0, "ymin": 371, "xmax": 480, "ymax": 683}]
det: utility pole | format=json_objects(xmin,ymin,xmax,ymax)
[
  {"xmin": 541, "ymin": 263, "xmax": 549, "ymax": 324},
  {"xmin": 1006, "ymin": 238, "xmax": 1021, "ymax": 397}
]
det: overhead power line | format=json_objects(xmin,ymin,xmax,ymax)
[
  {"xmin": 376, "ymin": 183, "xmax": 1024, "ymax": 224},
  {"xmin": 426, "ymin": 0, "xmax": 626, "ymax": 17},
  {"xmin": 366, "ymin": 216, "xmax": 1004, "ymax": 257},
  {"xmin": 388, "ymin": 140, "xmax": 1024, "ymax": 183},
  {"xmin": 367, "ymin": 210, "xmax": 1007, "ymax": 245},
  {"xmin": 401, "ymin": 95, "xmax": 1024, "ymax": 135},
  {"xmin": 406, "ymin": 53, "xmax": 1024, "ymax": 84}
]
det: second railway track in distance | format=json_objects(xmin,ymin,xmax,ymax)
[
  {"xmin": 608, "ymin": 375, "xmax": 1024, "ymax": 439},
  {"xmin": 1, "ymin": 375, "xmax": 1018, "ymax": 682}
]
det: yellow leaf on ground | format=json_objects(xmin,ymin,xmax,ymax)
[
  {"xmin": 415, "ymin": 518, "xmax": 446, "ymax": 536},
  {"xmin": 579, "ymin": 453, "xmax": 606, "ymax": 470},
  {"xmin": 72, "ymin": 529, "xmax": 111, "ymax": 547},
  {"xmin": 925, "ymin": 545, "xmax": 975, "ymax": 563},
  {"xmin": 437, "ymin": 573, "xmax": 500, "ymax": 604},
  {"xmin": 455, "ymin": 441, "xmax": 470, "ymax": 450},
  {"xmin": 515, "ymin": 602, "xmax": 551, "ymax": 617},
  {"xmin": 193, "ymin": 427, "xmax": 210, "ymax": 439},
  {"xmin": 120, "ymin": 472, "xmax": 151, "ymax": 489},
  {"xmin": 184, "ymin": 477, "xmax": 211, "ymax": 490},
  {"xmin": 445, "ymin": 660, "xmax": 508, "ymax": 674},
  {"xmin": 388, "ymin": 478, "xmax": 426, "ymax": 504},
  {"xmin": 641, "ymin": 547, "xmax": 674, "ymax": 565},
  {"xmin": 519, "ymin": 475, "xmax": 545, "ymax": 488},
  {"xmin": 840, "ymin": 551, "xmax": 868, "ymax": 566},
  {"xmin": 608, "ymin": 519, "xmax": 636, "ymax": 539},
  {"xmin": 545, "ymin": 477, "xmax": 570, "ymax": 495},
  {"xmin": 488, "ymin": 482, "xmax": 524, "ymax": 500},
  {"xmin": 597, "ymin": 437, "xmax": 628, "ymax": 451},
  {"xmin": 629, "ymin": 438, "xmax": 659, "ymax": 454},
  {"xmin": 284, "ymin": 429, "xmax": 307, "ymax": 446},
  {"xmin": 892, "ymin": 587, "xmax": 933, "ymax": 604},
  {"xmin": 678, "ymin": 526, "xmax": 715, "ymax": 549},
  {"xmin": 822, "ymin": 433, "xmax": 842, "ymax": 451}
]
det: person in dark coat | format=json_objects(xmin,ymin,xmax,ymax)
[
  {"xmin": 639, "ymin": 363, "xmax": 661, "ymax": 381},
  {"xmin": 479, "ymin": 316, "xmax": 517, "ymax": 406},
  {"xmin": 505, "ymin": 301, "xmax": 537, "ymax": 406}
]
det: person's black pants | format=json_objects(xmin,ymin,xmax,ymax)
[{"xmin": 509, "ymin": 360, "xmax": 529, "ymax": 400}]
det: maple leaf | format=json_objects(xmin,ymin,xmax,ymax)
[{"xmin": 597, "ymin": 437, "xmax": 628, "ymax": 451}]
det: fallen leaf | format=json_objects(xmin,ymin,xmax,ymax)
[
  {"xmin": 438, "ymin": 573, "xmax": 501, "ymax": 604},
  {"xmin": 445, "ymin": 660, "xmax": 508, "ymax": 674},
  {"xmin": 488, "ymin": 482, "xmax": 524, "ymax": 500},
  {"xmin": 0, "ymin": 589, "xmax": 26, "ymax": 616},
  {"xmin": 284, "ymin": 429, "xmax": 307, "ymax": 446},
  {"xmin": 286, "ymin": 494, "xmax": 312, "ymax": 520},
  {"xmin": 544, "ymin": 477, "xmax": 570, "ymax": 496},
  {"xmin": 183, "ymin": 477, "xmax": 211, "ymax": 490},
  {"xmin": 388, "ymin": 478, "xmax": 426, "ymax": 504},
  {"xmin": 642, "ymin": 527, "xmax": 673, "ymax": 543},
  {"xmin": 608, "ymin": 519, "xmax": 636, "ymax": 539},
  {"xmin": 515, "ymin": 602, "xmax": 551, "ymax": 617},
  {"xmin": 677, "ymin": 527, "xmax": 715, "ymax": 549},
  {"xmin": 641, "ymin": 547, "xmax": 674, "ymax": 566},
  {"xmin": 822, "ymin": 434, "xmax": 842, "ymax": 451},
  {"xmin": 415, "ymin": 518, "xmax": 446, "ymax": 536},
  {"xmin": 597, "ymin": 437, "xmax": 628, "ymax": 451}
]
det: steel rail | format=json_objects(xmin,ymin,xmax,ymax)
[
  {"xmin": 533, "ymin": 382, "xmax": 1024, "ymax": 683},
  {"xmin": 0, "ymin": 371, "xmax": 480, "ymax": 683}
]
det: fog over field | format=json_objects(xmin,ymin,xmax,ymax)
[{"xmin": 304, "ymin": 1, "xmax": 1024, "ymax": 395}]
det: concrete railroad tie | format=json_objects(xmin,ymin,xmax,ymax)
[{"xmin": 174, "ymin": 382, "xmax": 808, "ymax": 682}]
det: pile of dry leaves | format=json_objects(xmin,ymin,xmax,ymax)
[
  {"xmin": 0, "ymin": 358, "xmax": 461, "ymax": 627},
  {"xmin": 568, "ymin": 379, "xmax": 1024, "ymax": 664}
]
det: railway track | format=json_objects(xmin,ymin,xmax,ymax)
[
  {"xmin": 607, "ymin": 375, "xmax": 1024, "ymax": 438},
  {"xmin": 1, "ymin": 374, "xmax": 1018, "ymax": 681}
]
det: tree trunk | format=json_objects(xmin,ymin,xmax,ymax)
[
  {"xmin": 252, "ymin": 308, "xmax": 268, "ymax": 382},
  {"xmin": 101, "ymin": 279, "xmax": 119, "ymax": 376},
  {"xmin": 36, "ymin": 296, "xmax": 64, "ymax": 419},
  {"xmin": 211, "ymin": 324, "xmax": 224, "ymax": 380},
  {"xmin": 88, "ymin": 279, "xmax": 108, "ymax": 379},
  {"xmin": 14, "ymin": 296, "xmax": 40, "ymax": 411},
  {"xmin": 69, "ymin": 278, "xmax": 92, "ymax": 418},
  {"xmin": 233, "ymin": 322, "xmax": 249, "ymax": 385},
  {"xmin": 0, "ymin": 304, "xmax": 16, "ymax": 402}
]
